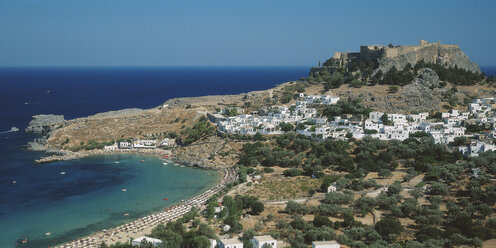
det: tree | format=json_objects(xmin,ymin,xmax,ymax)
[
  {"xmin": 313, "ymin": 215, "xmax": 333, "ymax": 228},
  {"xmin": 279, "ymin": 122, "xmax": 294, "ymax": 132},
  {"xmin": 388, "ymin": 85, "xmax": 399, "ymax": 93},
  {"xmin": 428, "ymin": 182, "xmax": 448, "ymax": 195},
  {"xmin": 291, "ymin": 215, "xmax": 306, "ymax": 230},
  {"xmin": 283, "ymin": 168, "xmax": 303, "ymax": 177},
  {"xmin": 452, "ymin": 136, "xmax": 467, "ymax": 146},
  {"xmin": 197, "ymin": 223, "xmax": 217, "ymax": 239},
  {"xmin": 375, "ymin": 217, "xmax": 404, "ymax": 242},
  {"xmin": 286, "ymin": 201, "xmax": 307, "ymax": 214},
  {"xmin": 387, "ymin": 181, "xmax": 402, "ymax": 196},
  {"xmin": 350, "ymin": 79, "xmax": 365, "ymax": 88},
  {"xmin": 380, "ymin": 113, "xmax": 392, "ymax": 125},
  {"xmin": 191, "ymin": 236, "xmax": 211, "ymax": 248},
  {"xmin": 251, "ymin": 201, "xmax": 265, "ymax": 215},
  {"xmin": 378, "ymin": 169, "xmax": 392, "ymax": 178},
  {"xmin": 253, "ymin": 132, "xmax": 266, "ymax": 141}
]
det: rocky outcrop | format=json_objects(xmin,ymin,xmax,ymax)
[
  {"xmin": 411, "ymin": 68, "xmax": 440, "ymax": 88},
  {"xmin": 329, "ymin": 40, "xmax": 480, "ymax": 75},
  {"xmin": 378, "ymin": 42, "xmax": 480, "ymax": 74},
  {"xmin": 25, "ymin": 114, "xmax": 65, "ymax": 134}
]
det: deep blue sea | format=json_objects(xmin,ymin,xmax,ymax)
[{"xmin": 0, "ymin": 66, "xmax": 310, "ymax": 247}]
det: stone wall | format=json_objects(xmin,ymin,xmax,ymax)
[
  {"xmin": 378, "ymin": 43, "xmax": 480, "ymax": 73},
  {"xmin": 329, "ymin": 40, "xmax": 480, "ymax": 74}
]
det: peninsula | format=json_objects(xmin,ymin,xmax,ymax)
[{"xmin": 27, "ymin": 40, "xmax": 496, "ymax": 248}]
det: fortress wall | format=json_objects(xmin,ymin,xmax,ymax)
[
  {"xmin": 383, "ymin": 46, "xmax": 418, "ymax": 58},
  {"xmin": 360, "ymin": 46, "xmax": 384, "ymax": 61},
  {"xmin": 327, "ymin": 41, "xmax": 479, "ymax": 74}
]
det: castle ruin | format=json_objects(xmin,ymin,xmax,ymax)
[{"xmin": 331, "ymin": 40, "xmax": 480, "ymax": 74}]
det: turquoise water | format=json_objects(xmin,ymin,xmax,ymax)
[
  {"xmin": 0, "ymin": 67, "xmax": 311, "ymax": 247},
  {"xmin": 0, "ymin": 154, "xmax": 219, "ymax": 248}
]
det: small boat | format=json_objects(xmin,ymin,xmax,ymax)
[
  {"xmin": 121, "ymin": 188, "xmax": 127, "ymax": 192},
  {"xmin": 140, "ymin": 160, "xmax": 145, "ymax": 162},
  {"xmin": 114, "ymin": 161, "xmax": 120, "ymax": 164},
  {"xmin": 0, "ymin": 127, "xmax": 19, "ymax": 134},
  {"xmin": 12, "ymin": 180, "xmax": 16, "ymax": 184},
  {"xmin": 45, "ymin": 232, "xmax": 51, "ymax": 236},
  {"xmin": 60, "ymin": 171, "xmax": 66, "ymax": 175},
  {"xmin": 123, "ymin": 213, "xmax": 129, "ymax": 216}
]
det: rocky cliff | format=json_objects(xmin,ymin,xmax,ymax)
[
  {"xmin": 25, "ymin": 114, "xmax": 66, "ymax": 134},
  {"xmin": 331, "ymin": 40, "xmax": 480, "ymax": 74},
  {"xmin": 377, "ymin": 42, "xmax": 480, "ymax": 74}
]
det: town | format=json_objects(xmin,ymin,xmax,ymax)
[{"xmin": 214, "ymin": 93, "xmax": 496, "ymax": 157}]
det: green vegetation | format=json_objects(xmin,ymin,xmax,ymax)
[
  {"xmin": 180, "ymin": 116, "xmax": 216, "ymax": 145},
  {"xmin": 322, "ymin": 98, "xmax": 371, "ymax": 119},
  {"xmin": 102, "ymin": 208, "xmax": 216, "ymax": 248},
  {"xmin": 223, "ymin": 108, "xmax": 239, "ymax": 117},
  {"xmin": 380, "ymin": 65, "xmax": 414, "ymax": 86},
  {"xmin": 309, "ymin": 55, "xmax": 486, "ymax": 89},
  {"xmin": 235, "ymin": 130, "xmax": 495, "ymax": 247},
  {"xmin": 414, "ymin": 59, "xmax": 484, "ymax": 85},
  {"xmin": 279, "ymin": 81, "xmax": 307, "ymax": 103}
]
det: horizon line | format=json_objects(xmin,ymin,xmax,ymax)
[{"xmin": 0, "ymin": 65, "xmax": 314, "ymax": 69}]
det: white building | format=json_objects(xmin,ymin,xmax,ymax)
[
  {"xmin": 459, "ymin": 140, "xmax": 496, "ymax": 157},
  {"xmin": 219, "ymin": 237, "xmax": 243, "ymax": 248},
  {"xmin": 250, "ymin": 235, "xmax": 277, "ymax": 248},
  {"xmin": 210, "ymin": 239, "xmax": 217, "ymax": 248},
  {"xmin": 133, "ymin": 140, "xmax": 157, "ymax": 149},
  {"xmin": 312, "ymin": 240, "xmax": 340, "ymax": 248},
  {"xmin": 160, "ymin": 138, "xmax": 176, "ymax": 147},
  {"xmin": 104, "ymin": 142, "xmax": 118, "ymax": 150},
  {"xmin": 327, "ymin": 185, "xmax": 337, "ymax": 193},
  {"xmin": 119, "ymin": 141, "xmax": 131, "ymax": 149},
  {"xmin": 132, "ymin": 236, "xmax": 163, "ymax": 247},
  {"xmin": 369, "ymin": 112, "xmax": 384, "ymax": 122}
]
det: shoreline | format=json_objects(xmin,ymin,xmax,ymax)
[
  {"xmin": 54, "ymin": 166, "xmax": 237, "ymax": 248},
  {"xmin": 34, "ymin": 148, "xmax": 218, "ymax": 170},
  {"xmin": 29, "ymin": 146, "xmax": 233, "ymax": 248}
]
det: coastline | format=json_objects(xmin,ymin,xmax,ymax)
[{"xmin": 54, "ymin": 166, "xmax": 237, "ymax": 248}]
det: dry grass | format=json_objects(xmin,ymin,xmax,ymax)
[
  {"xmin": 245, "ymin": 174, "xmax": 321, "ymax": 201},
  {"xmin": 48, "ymin": 108, "xmax": 204, "ymax": 148}
]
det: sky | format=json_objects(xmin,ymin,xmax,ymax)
[{"xmin": 0, "ymin": 0, "xmax": 495, "ymax": 67}]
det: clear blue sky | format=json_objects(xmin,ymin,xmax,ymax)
[{"xmin": 0, "ymin": 0, "xmax": 495, "ymax": 67}]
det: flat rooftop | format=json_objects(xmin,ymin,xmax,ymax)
[
  {"xmin": 253, "ymin": 235, "xmax": 275, "ymax": 242},
  {"xmin": 221, "ymin": 238, "xmax": 242, "ymax": 245},
  {"xmin": 313, "ymin": 240, "xmax": 339, "ymax": 245}
]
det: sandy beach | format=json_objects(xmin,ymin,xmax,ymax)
[{"xmin": 56, "ymin": 167, "xmax": 237, "ymax": 248}]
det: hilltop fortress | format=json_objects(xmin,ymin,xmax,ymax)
[{"xmin": 332, "ymin": 40, "xmax": 480, "ymax": 74}]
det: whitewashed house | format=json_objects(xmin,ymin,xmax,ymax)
[
  {"xmin": 327, "ymin": 184, "xmax": 337, "ymax": 193},
  {"xmin": 119, "ymin": 141, "xmax": 131, "ymax": 149},
  {"xmin": 104, "ymin": 142, "xmax": 118, "ymax": 150},
  {"xmin": 160, "ymin": 138, "xmax": 176, "ymax": 147},
  {"xmin": 219, "ymin": 237, "xmax": 243, "ymax": 248},
  {"xmin": 250, "ymin": 235, "xmax": 277, "ymax": 248},
  {"xmin": 210, "ymin": 239, "xmax": 217, "ymax": 248},
  {"xmin": 369, "ymin": 112, "xmax": 384, "ymax": 122},
  {"xmin": 312, "ymin": 240, "xmax": 340, "ymax": 248},
  {"xmin": 133, "ymin": 140, "xmax": 157, "ymax": 149},
  {"xmin": 459, "ymin": 140, "xmax": 496, "ymax": 157}
]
